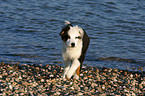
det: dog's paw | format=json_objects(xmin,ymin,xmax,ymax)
[
  {"xmin": 74, "ymin": 74, "xmax": 79, "ymax": 80},
  {"xmin": 62, "ymin": 75, "xmax": 67, "ymax": 81},
  {"xmin": 62, "ymin": 78, "xmax": 67, "ymax": 81},
  {"xmin": 65, "ymin": 75, "xmax": 70, "ymax": 80}
]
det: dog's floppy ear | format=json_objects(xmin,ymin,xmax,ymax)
[{"xmin": 59, "ymin": 21, "xmax": 73, "ymax": 36}]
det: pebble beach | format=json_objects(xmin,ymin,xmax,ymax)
[{"xmin": 0, "ymin": 62, "xmax": 144, "ymax": 96}]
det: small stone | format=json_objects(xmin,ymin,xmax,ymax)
[
  {"xmin": 70, "ymin": 87, "xmax": 74, "ymax": 90},
  {"xmin": 19, "ymin": 76, "xmax": 22, "ymax": 80},
  {"xmin": 108, "ymin": 68, "xmax": 112, "ymax": 72},
  {"xmin": 41, "ymin": 79, "xmax": 45, "ymax": 82},
  {"xmin": 20, "ymin": 93, "xmax": 24, "ymax": 95},
  {"xmin": 50, "ymin": 74, "xmax": 54, "ymax": 77},
  {"xmin": 101, "ymin": 85, "xmax": 105, "ymax": 90},
  {"xmin": 77, "ymin": 92, "xmax": 83, "ymax": 95},
  {"xmin": 130, "ymin": 74, "xmax": 133, "ymax": 78},
  {"xmin": 84, "ymin": 87, "xmax": 88, "ymax": 91},
  {"xmin": 80, "ymin": 73, "xmax": 83, "ymax": 76},
  {"xmin": 91, "ymin": 83, "xmax": 98, "ymax": 88},
  {"xmin": 70, "ymin": 82, "xmax": 73, "ymax": 85},
  {"xmin": 55, "ymin": 91, "xmax": 61, "ymax": 95}
]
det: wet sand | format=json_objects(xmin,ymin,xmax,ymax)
[{"xmin": 0, "ymin": 62, "xmax": 144, "ymax": 95}]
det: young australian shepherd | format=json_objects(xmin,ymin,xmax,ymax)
[{"xmin": 59, "ymin": 21, "xmax": 90, "ymax": 80}]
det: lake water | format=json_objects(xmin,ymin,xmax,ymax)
[{"xmin": 0, "ymin": 0, "xmax": 145, "ymax": 71}]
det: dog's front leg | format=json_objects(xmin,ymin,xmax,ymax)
[
  {"xmin": 63, "ymin": 60, "xmax": 70, "ymax": 79},
  {"xmin": 66, "ymin": 59, "xmax": 80, "ymax": 79},
  {"xmin": 74, "ymin": 66, "xmax": 80, "ymax": 79}
]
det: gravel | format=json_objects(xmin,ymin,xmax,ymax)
[{"xmin": 0, "ymin": 62, "xmax": 144, "ymax": 95}]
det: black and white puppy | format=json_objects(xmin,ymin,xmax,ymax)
[{"xmin": 59, "ymin": 21, "xmax": 90, "ymax": 80}]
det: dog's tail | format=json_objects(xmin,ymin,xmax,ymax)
[
  {"xmin": 65, "ymin": 21, "xmax": 71, "ymax": 25},
  {"xmin": 64, "ymin": 21, "xmax": 72, "ymax": 26}
]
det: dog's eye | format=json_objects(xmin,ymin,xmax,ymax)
[{"xmin": 75, "ymin": 36, "xmax": 81, "ymax": 39}]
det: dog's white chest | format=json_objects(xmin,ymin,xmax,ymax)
[{"xmin": 62, "ymin": 43, "xmax": 82, "ymax": 60}]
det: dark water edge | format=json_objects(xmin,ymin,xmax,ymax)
[
  {"xmin": 1, "ymin": 56, "xmax": 144, "ymax": 72},
  {"xmin": 90, "ymin": 57, "xmax": 145, "ymax": 72}
]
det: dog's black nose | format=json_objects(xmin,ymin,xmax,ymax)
[{"xmin": 71, "ymin": 43, "xmax": 75, "ymax": 47}]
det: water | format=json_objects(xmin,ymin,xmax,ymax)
[{"xmin": 0, "ymin": 0, "xmax": 145, "ymax": 71}]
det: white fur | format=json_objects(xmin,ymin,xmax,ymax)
[{"xmin": 62, "ymin": 25, "xmax": 84, "ymax": 79}]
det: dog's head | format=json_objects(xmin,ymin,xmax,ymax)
[{"xmin": 60, "ymin": 21, "xmax": 84, "ymax": 48}]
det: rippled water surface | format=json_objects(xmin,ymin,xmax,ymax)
[{"xmin": 0, "ymin": 0, "xmax": 145, "ymax": 71}]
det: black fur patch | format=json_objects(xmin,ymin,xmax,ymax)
[
  {"xmin": 59, "ymin": 24, "xmax": 72, "ymax": 41},
  {"xmin": 78, "ymin": 29, "xmax": 90, "ymax": 71}
]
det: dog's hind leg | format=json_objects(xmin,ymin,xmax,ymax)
[
  {"xmin": 66, "ymin": 59, "xmax": 80, "ymax": 79},
  {"xmin": 63, "ymin": 60, "xmax": 70, "ymax": 79}
]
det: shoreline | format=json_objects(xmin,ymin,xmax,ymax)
[{"xmin": 0, "ymin": 62, "xmax": 144, "ymax": 95}]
